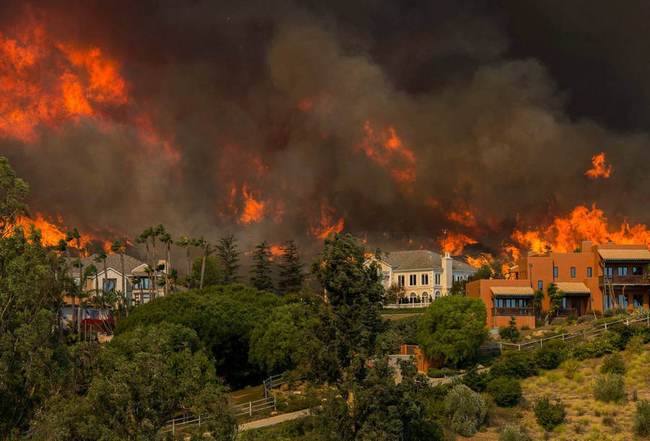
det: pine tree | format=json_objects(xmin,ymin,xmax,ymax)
[
  {"xmin": 278, "ymin": 240, "xmax": 304, "ymax": 294},
  {"xmin": 250, "ymin": 241, "xmax": 274, "ymax": 292},
  {"xmin": 216, "ymin": 234, "xmax": 240, "ymax": 284}
]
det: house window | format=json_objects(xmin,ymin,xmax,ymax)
[
  {"xmin": 570, "ymin": 267, "xmax": 576, "ymax": 278},
  {"xmin": 409, "ymin": 274, "xmax": 417, "ymax": 286},
  {"xmin": 618, "ymin": 267, "xmax": 628, "ymax": 276},
  {"xmin": 434, "ymin": 273, "xmax": 441, "ymax": 285},
  {"xmin": 397, "ymin": 275, "xmax": 405, "ymax": 287},
  {"xmin": 587, "ymin": 267, "xmax": 593, "ymax": 277},
  {"xmin": 537, "ymin": 280, "xmax": 543, "ymax": 290},
  {"xmin": 603, "ymin": 293, "xmax": 613, "ymax": 310},
  {"xmin": 632, "ymin": 266, "xmax": 644, "ymax": 276},
  {"xmin": 553, "ymin": 266, "xmax": 558, "ymax": 278},
  {"xmin": 134, "ymin": 277, "xmax": 151, "ymax": 289},
  {"xmin": 605, "ymin": 266, "xmax": 614, "ymax": 277},
  {"xmin": 435, "ymin": 290, "xmax": 441, "ymax": 299},
  {"xmin": 421, "ymin": 274, "xmax": 429, "ymax": 285},
  {"xmin": 103, "ymin": 278, "xmax": 117, "ymax": 293}
]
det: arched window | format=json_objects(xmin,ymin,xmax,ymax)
[
  {"xmin": 435, "ymin": 290, "xmax": 441, "ymax": 299},
  {"xmin": 409, "ymin": 292, "xmax": 417, "ymax": 303}
]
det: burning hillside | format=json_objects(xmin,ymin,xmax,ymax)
[{"xmin": 0, "ymin": 3, "xmax": 649, "ymax": 260}]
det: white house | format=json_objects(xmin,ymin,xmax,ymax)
[
  {"xmin": 377, "ymin": 250, "xmax": 475, "ymax": 303},
  {"xmin": 69, "ymin": 254, "xmax": 168, "ymax": 305}
]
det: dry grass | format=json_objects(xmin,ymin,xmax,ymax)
[{"xmin": 478, "ymin": 345, "xmax": 650, "ymax": 440}]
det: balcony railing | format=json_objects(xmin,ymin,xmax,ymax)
[
  {"xmin": 556, "ymin": 307, "xmax": 577, "ymax": 317},
  {"xmin": 600, "ymin": 274, "xmax": 650, "ymax": 286},
  {"xmin": 494, "ymin": 307, "xmax": 534, "ymax": 316}
]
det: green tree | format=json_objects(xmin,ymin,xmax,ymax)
[
  {"xmin": 312, "ymin": 234, "xmax": 385, "ymax": 374},
  {"xmin": 0, "ymin": 156, "xmax": 29, "ymax": 236},
  {"xmin": 176, "ymin": 235, "xmax": 196, "ymax": 288},
  {"xmin": 533, "ymin": 396, "xmax": 566, "ymax": 431},
  {"xmin": 546, "ymin": 283, "xmax": 563, "ymax": 321},
  {"xmin": 318, "ymin": 360, "xmax": 443, "ymax": 441},
  {"xmin": 159, "ymin": 230, "xmax": 173, "ymax": 295},
  {"xmin": 444, "ymin": 384, "xmax": 487, "ymax": 436},
  {"xmin": 191, "ymin": 255, "xmax": 224, "ymax": 288},
  {"xmin": 417, "ymin": 295, "xmax": 487, "ymax": 367},
  {"xmin": 469, "ymin": 265, "xmax": 493, "ymax": 281},
  {"xmin": 248, "ymin": 303, "xmax": 335, "ymax": 378},
  {"xmin": 250, "ymin": 241, "xmax": 274, "ymax": 292},
  {"xmin": 277, "ymin": 240, "xmax": 304, "ymax": 294},
  {"xmin": 216, "ymin": 234, "xmax": 240, "ymax": 284},
  {"xmin": 0, "ymin": 228, "xmax": 71, "ymax": 436},
  {"xmin": 196, "ymin": 237, "xmax": 213, "ymax": 290},
  {"xmin": 29, "ymin": 323, "xmax": 236, "ymax": 440},
  {"xmin": 499, "ymin": 316, "xmax": 520, "ymax": 342},
  {"xmin": 115, "ymin": 285, "xmax": 282, "ymax": 387}
]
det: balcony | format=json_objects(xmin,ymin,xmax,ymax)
[
  {"xmin": 494, "ymin": 307, "xmax": 534, "ymax": 316},
  {"xmin": 599, "ymin": 274, "xmax": 650, "ymax": 286}
]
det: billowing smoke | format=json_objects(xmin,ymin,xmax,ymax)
[{"xmin": 1, "ymin": 1, "xmax": 649, "ymax": 257}]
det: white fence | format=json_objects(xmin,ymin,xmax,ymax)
[
  {"xmin": 383, "ymin": 302, "xmax": 431, "ymax": 309},
  {"xmin": 499, "ymin": 313, "xmax": 650, "ymax": 352}
]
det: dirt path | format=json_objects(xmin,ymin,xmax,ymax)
[{"xmin": 238, "ymin": 409, "xmax": 311, "ymax": 432}]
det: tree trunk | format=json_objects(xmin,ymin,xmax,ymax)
[
  {"xmin": 151, "ymin": 239, "xmax": 157, "ymax": 300},
  {"xmin": 199, "ymin": 245, "xmax": 207, "ymax": 290},
  {"xmin": 186, "ymin": 247, "xmax": 191, "ymax": 288},
  {"xmin": 120, "ymin": 252, "xmax": 128, "ymax": 315},
  {"xmin": 165, "ymin": 244, "xmax": 171, "ymax": 296}
]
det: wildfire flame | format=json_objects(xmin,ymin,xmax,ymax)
[
  {"xmin": 11, "ymin": 213, "xmax": 113, "ymax": 252},
  {"xmin": 269, "ymin": 244, "xmax": 283, "ymax": 260},
  {"xmin": 239, "ymin": 184, "xmax": 266, "ymax": 224},
  {"xmin": 0, "ymin": 19, "xmax": 128, "ymax": 142},
  {"xmin": 448, "ymin": 209, "xmax": 478, "ymax": 228},
  {"xmin": 311, "ymin": 200, "xmax": 344, "ymax": 240},
  {"xmin": 359, "ymin": 121, "xmax": 416, "ymax": 187},
  {"xmin": 439, "ymin": 232, "xmax": 477, "ymax": 255},
  {"xmin": 585, "ymin": 152, "xmax": 612, "ymax": 179},
  {"xmin": 511, "ymin": 204, "xmax": 650, "ymax": 253}
]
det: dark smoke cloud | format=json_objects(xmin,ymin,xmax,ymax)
[{"xmin": 0, "ymin": 0, "xmax": 649, "ymax": 256}]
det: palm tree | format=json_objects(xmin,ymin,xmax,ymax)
[
  {"xmin": 159, "ymin": 231, "xmax": 173, "ymax": 296},
  {"xmin": 93, "ymin": 253, "xmax": 105, "ymax": 300},
  {"xmin": 65, "ymin": 230, "xmax": 76, "ymax": 331},
  {"xmin": 196, "ymin": 237, "xmax": 213, "ymax": 290},
  {"xmin": 137, "ymin": 228, "xmax": 153, "ymax": 301},
  {"xmin": 176, "ymin": 236, "xmax": 193, "ymax": 288},
  {"xmin": 111, "ymin": 240, "xmax": 128, "ymax": 312}
]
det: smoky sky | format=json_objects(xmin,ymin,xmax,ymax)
[{"xmin": 0, "ymin": 0, "xmax": 649, "ymax": 255}]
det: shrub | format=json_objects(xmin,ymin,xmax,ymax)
[
  {"xmin": 534, "ymin": 340, "xmax": 567, "ymax": 370},
  {"xmin": 487, "ymin": 377, "xmax": 522, "ymax": 407},
  {"xmin": 533, "ymin": 396, "xmax": 566, "ymax": 431},
  {"xmin": 444, "ymin": 384, "xmax": 487, "ymax": 437},
  {"xmin": 489, "ymin": 351, "xmax": 537, "ymax": 379},
  {"xmin": 561, "ymin": 358, "xmax": 580, "ymax": 379},
  {"xmin": 499, "ymin": 317, "xmax": 520, "ymax": 342},
  {"xmin": 627, "ymin": 334, "xmax": 645, "ymax": 354},
  {"xmin": 593, "ymin": 374, "xmax": 626, "ymax": 403},
  {"xmin": 571, "ymin": 331, "xmax": 621, "ymax": 360},
  {"xmin": 499, "ymin": 424, "xmax": 531, "ymax": 441},
  {"xmin": 462, "ymin": 368, "xmax": 489, "ymax": 393},
  {"xmin": 600, "ymin": 353, "xmax": 626, "ymax": 375},
  {"xmin": 634, "ymin": 400, "xmax": 650, "ymax": 437}
]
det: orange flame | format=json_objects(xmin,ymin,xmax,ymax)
[
  {"xmin": 239, "ymin": 184, "xmax": 265, "ymax": 224},
  {"xmin": 585, "ymin": 152, "xmax": 612, "ymax": 179},
  {"xmin": 511, "ymin": 204, "xmax": 650, "ymax": 253},
  {"xmin": 269, "ymin": 244, "xmax": 283, "ymax": 260},
  {"xmin": 439, "ymin": 232, "xmax": 477, "ymax": 255},
  {"xmin": 359, "ymin": 121, "xmax": 416, "ymax": 187},
  {"xmin": 0, "ymin": 19, "xmax": 128, "ymax": 142},
  {"xmin": 448, "ymin": 209, "xmax": 478, "ymax": 228},
  {"xmin": 311, "ymin": 200, "xmax": 344, "ymax": 240},
  {"xmin": 13, "ymin": 213, "xmax": 92, "ymax": 248}
]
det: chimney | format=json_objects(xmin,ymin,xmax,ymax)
[
  {"xmin": 441, "ymin": 252, "xmax": 453, "ymax": 295},
  {"xmin": 581, "ymin": 241, "xmax": 592, "ymax": 253}
]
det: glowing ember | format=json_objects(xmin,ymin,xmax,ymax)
[
  {"xmin": 239, "ymin": 185, "xmax": 266, "ymax": 224},
  {"xmin": 359, "ymin": 121, "xmax": 416, "ymax": 186},
  {"xmin": 269, "ymin": 244, "xmax": 283, "ymax": 260},
  {"xmin": 585, "ymin": 152, "xmax": 612, "ymax": 179},
  {"xmin": 311, "ymin": 200, "xmax": 344, "ymax": 240},
  {"xmin": 448, "ymin": 209, "xmax": 478, "ymax": 228},
  {"xmin": 511, "ymin": 204, "xmax": 650, "ymax": 253},
  {"xmin": 439, "ymin": 232, "xmax": 477, "ymax": 255}
]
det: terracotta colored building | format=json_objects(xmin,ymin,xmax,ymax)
[{"xmin": 467, "ymin": 241, "xmax": 650, "ymax": 329}]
